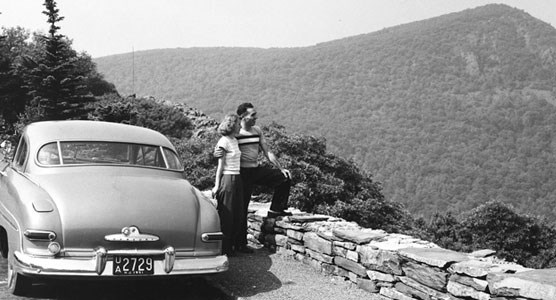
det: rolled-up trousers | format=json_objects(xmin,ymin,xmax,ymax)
[{"xmin": 238, "ymin": 167, "xmax": 291, "ymax": 245}]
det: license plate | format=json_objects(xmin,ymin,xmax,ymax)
[{"xmin": 113, "ymin": 256, "xmax": 154, "ymax": 275}]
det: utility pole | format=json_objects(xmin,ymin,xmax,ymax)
[{"xmin": 132, "ymin": 45, "xmax": 135, "ymax": 98}]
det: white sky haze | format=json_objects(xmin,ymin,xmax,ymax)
[{"xmin": 1, "ymin": 0, "xmax": 555, "ymax": 58}]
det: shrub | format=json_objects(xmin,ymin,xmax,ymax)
[
  {"xmin": 419, "ymin": 200, "xmax": 556, "ymax": 268},
  {"xmin": 458, "ymin": 200, "xmax": 556, "ymax": 267},
  {"xmin": 328, "ymin": 197, "xmax": 412, "ymax": 233},
  {"xmin": 172, "ymin": 131, "xmax": 219, "ymax": 190},
  {"xmin": 415, "ymin": 212, "xmax": 463, "ymax": 250},
  {"xmin": 88, "ymin": 95, "xmax": 193, "ymax": 139},
  {"xmin": 260, "ymin": 123, "xmax": 411, "ymax": 232}
]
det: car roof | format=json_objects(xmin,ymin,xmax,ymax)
[{"xmin": 24, "ymin": 121, "xmax": 175, "ymax": 149}]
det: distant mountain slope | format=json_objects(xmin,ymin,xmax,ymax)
[{"xmin": 95, "ymin": 4, "xmax": 556, "ymax": 220}]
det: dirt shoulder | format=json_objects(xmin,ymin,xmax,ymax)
[{"xmin": 210, "ymin": 247, "xmax": 370, "ymax": 300}]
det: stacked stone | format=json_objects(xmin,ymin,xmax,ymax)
[{"xmin": 246, "ymin": 203, "xmax": 556, "ymax": 300}]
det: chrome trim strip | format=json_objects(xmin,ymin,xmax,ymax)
[
  {"xmin": 106, "ymin": 249, "xmax": 167, "ymax": 255},
  {"xmin": 13, "ymin": 250, "xmax": 228, "ymax": 276},
  {"xmin": 24, "ymin": 229, "xmax": 57, "ymax": 241},
  {"xmin": 104, "ymin": 226, "xmax": 160, "ymax": 242},
  {"xmin": 104, "ymin": 234, "xmax": 160, "ymax": 242},
  {"xmin": 201, "ymin": 232, "xmax": 224, "ymax": 242},
  {"xmin": 56, "ymin": 141, "xmax": 63, "ymax": 166}
]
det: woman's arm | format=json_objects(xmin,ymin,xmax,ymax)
[{"xmin": 212, "ymin": 156, "xmax": 225, "ymax": 197}]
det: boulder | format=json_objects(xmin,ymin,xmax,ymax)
[
  {"xmin": 488, "ymin": 269, "xmax": 556, "ymax": 299},
  {"xmin": 398, "ymin": 247, "xmax": 469, "ymax": 268},
  {"xmin": 370, "ymin": 235, "xmax": 438, "ymax": 251},
  {"xmin": 303, "ymin": 232, "xmax": 333, "ymax": 255},
  {"xmin": 367, "ymin": 270, "xmax": 397, "ymax": 282},
  {"xmin": 290, "ymin": 244, "xmax": 305, "ymax": 253},
  {"xmin": 317, "ymin": 231, "xmax": 343, "ymax": 241},
  {"xmin": 380, "ymin": 287, "xmax": 415, "ymax": 300},
  {"xmin": 346, "ymin": 250, "xmax": 359, "ymax": 262},
  {"xmin": 275, "ymin": 220, "xmax": 304, "ymax": 231},
  {"xmin": 449, "ymin": 274, "xmax": 488, "ymax": 292},
  {"xmin": 333, "ymin": 228, "xmax": 388, "ymax": 244},
  {"xmin": 358, "ymin": 245, "xmax": 403, "ymax": 275},
  {"xmin": 398, "ymin": 276, "xmax": 455, "ymax": 300},
  {"xmin": 450, "ymin": 259, "xmax": 531, "ymax": 278},
  {"xmin": 469, "ymin": 249, "xmax": 496, "ymax": 258},
  {"xmin": 447, "ymin": 280, "xmax": 490, "ymax": 300},
  {"xmin": 333, "ymin": 240, "xmax": 357, "ymax": 250},
  {"xmin": 332, "ymin": 244, "xmax": 348, "ymax": 258},
  {"xmin": 334, "ymin": 256, "xmax": 368, "ymax": 277},
  {"xmin": 402, "ymin": 261, "xmax": 449, "ymax": 292},
  {"xmin": 394, "ymin": 282, "xmax": 430, "ymax": 300},
  {"xmin": 305, "ymin": 248, "xmax": 334, "ymax": 264},
  {"xmin": 356, "ymin": 278, "xmax": 379, "ymax": 293},
  {"xmin": 288, "ymin": 214, "xmax": 330, "ymax": 223},
  {"xmin": 449, "ymin": 260, "xmax": 495, "ymax": 278},
  {"xmin": 286, "ymin": 229, "xmax": 304, "ymax": 241}
]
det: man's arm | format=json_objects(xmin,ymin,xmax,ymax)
[
  {"xmin": 259, "ymin": 131, "xmax": 291, "ymax": 179},
  {"xmin": 213, "ymin": 146, "xmax": 226, "ymax": 158}
]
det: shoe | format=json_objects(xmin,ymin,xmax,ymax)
[
  {"xmin": 267, "ymin": 210, "xmax": 293, "ymax": 218},
  {"xmin": 236, "ymin": 245, "xmax": 254, "ymax": 254}
]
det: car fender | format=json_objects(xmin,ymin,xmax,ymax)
[
  {"xmin": 191, "ymin": 186, "xmax": 223, "ymax": 253},
  {"xmin": 0, "ymin": 167, "xmax": 61, "ymax": 255}
]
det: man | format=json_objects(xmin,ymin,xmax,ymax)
[{"xmin": 215, "ymin": 103, "xmax": 292, "ymax": 252}]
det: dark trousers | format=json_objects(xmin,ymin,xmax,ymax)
[
  {"xmin": 215, "ymin": 174, "xmax": 244, "ymax": 254},
  {"xmin": 238, "ymin": 167, "xmax": 291, "ymax": 245}
]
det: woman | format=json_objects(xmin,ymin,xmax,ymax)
[{"xmin": 212, "ymin": 113, "xmax": 243, "ymax": 255}]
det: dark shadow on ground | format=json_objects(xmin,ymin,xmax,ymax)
[
  {"xmin": 35, "ymin": 277, "xmax": 233, "ymax": 300},
  {"xmin": 210, "ymin": 246, "xmax": 282, "ymax": 298}
]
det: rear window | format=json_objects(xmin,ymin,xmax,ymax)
[{"xmin": 37, "ymin": 141, "xmax": 183, "ymax": 170}]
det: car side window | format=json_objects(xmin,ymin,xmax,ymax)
[
  {"xmin": 132, "ymin": 145, "xmax": 165, "ymax": 168},
  {"xmin": 163, "ymin": 148, "xmax": 183, "ymax": 170},
  {"xmin": 37, "ymin": 142, "xmax": 60, "ymax": 165},
  {"xmin": 13, "ymin": 138, "xmax": 28, "ymax": 170}
]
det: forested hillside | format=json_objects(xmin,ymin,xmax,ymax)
[{"xmin": 95, "ymin": 4, "xmax": 556, "ymax": 220}]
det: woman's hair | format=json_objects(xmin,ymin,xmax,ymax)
[{"xmin": 217, "ymin": 113, "xmax": 240, "ymax": 136}]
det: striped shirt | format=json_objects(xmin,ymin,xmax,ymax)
[
  {"xmin": 216, "ymin": 136, "xmax": 241, "ymax": 174},
  {"xmin": 236, "ymin": 126, "xmax": 262, "ymax": 168}
]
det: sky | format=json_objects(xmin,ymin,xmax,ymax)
[{"xmin": 1, "ymin": 0, "xmax": 555, "ymax": 58}]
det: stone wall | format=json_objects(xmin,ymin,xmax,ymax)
[{"xmin": 247, "ymin": 202, "xmax": 556, "ymax": 300}]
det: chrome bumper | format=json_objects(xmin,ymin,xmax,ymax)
[{"xmin": 13, "ymin": 247, "xmax": 228, "ymax": 277}]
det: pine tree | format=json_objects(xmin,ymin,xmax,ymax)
[
  {"xmin": 0, "ymin": 27, "xmax": 30, "ymax": 129},
  {"xmin": 22, "ymin": 0, "xmax": 96, "ymax": 121}
]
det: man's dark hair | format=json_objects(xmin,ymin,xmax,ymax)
[{"xmin": 237, "ymin": 102, "xmax": 254, "ymax": 118}]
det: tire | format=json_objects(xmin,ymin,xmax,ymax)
[{"xmin": 7, "ymin": 256, "xmax": 31, "ymax": 296}]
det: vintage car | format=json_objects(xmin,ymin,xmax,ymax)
[{"xmin": 0, "ymin": 121, "xmax": 228, "ymax": 295}]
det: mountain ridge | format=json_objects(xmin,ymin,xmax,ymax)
[{"xmin": 95, "ymin": 4, "xmax": 556, "ymax": 220}]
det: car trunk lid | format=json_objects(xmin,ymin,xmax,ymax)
[{"xmin": 33, "ymin": 171, "xmax": 199, "ymax": 251}]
